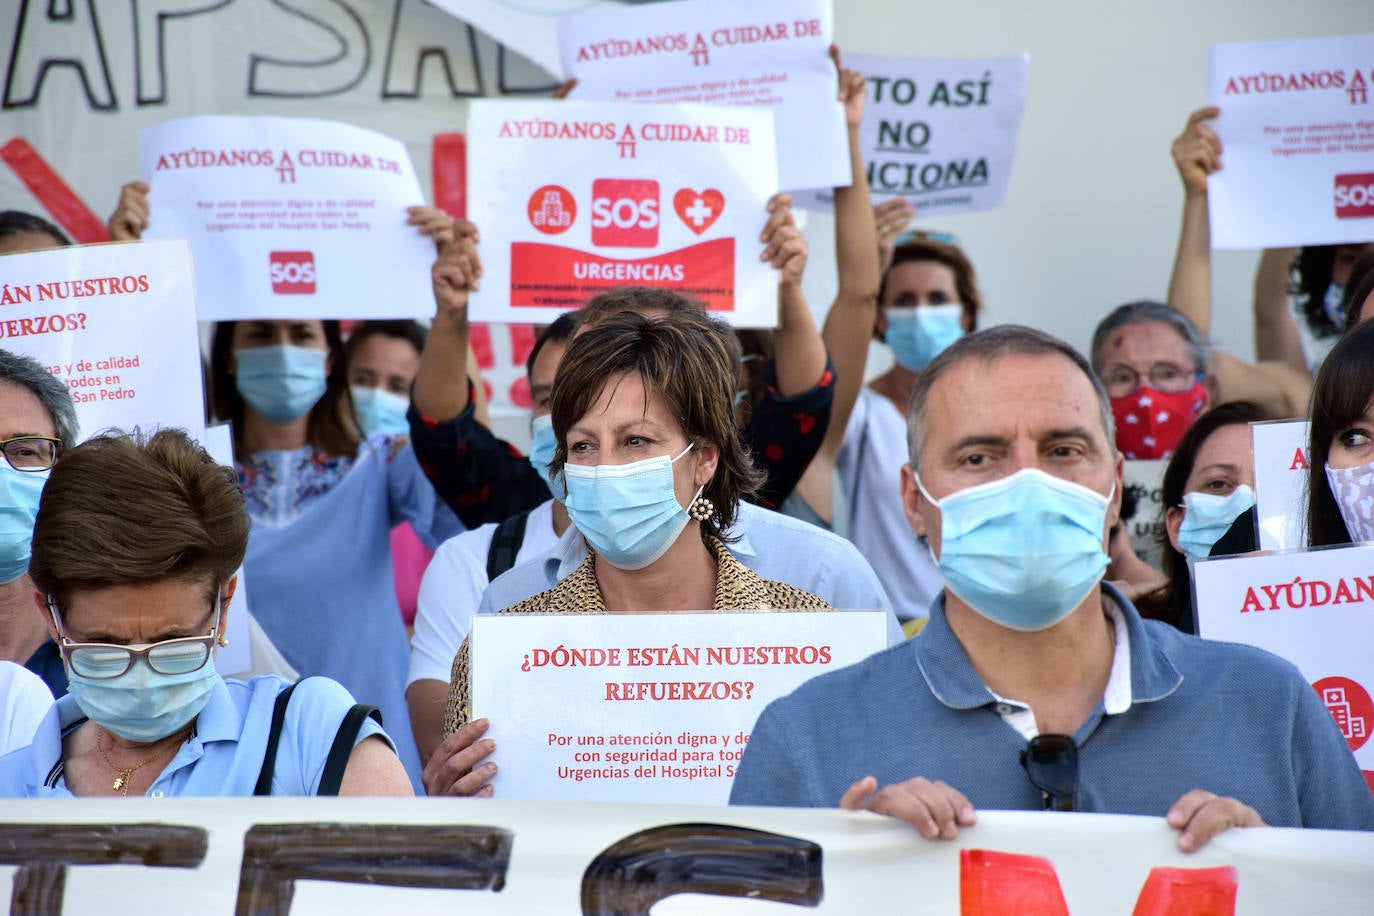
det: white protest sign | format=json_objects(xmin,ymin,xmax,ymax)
[
  {"xmin": 466, "ymin": 99, "xmax": 779, "ymax": 326},
  {"xmin": 3, "ymin": 798, "xmax": 1371, "ymax": 915},
  {"xmin": 1252, "ymin": 419, "xmax": 1309, "ymax": 551},
  {"xmin": 558, "ymin": 0, "xmax": 847, "ymax": 192},
  {"xmin": 1124, "ymin": 459, "xmax": 1168, "ymax": 566},
  {"xmin": 1208, "ymin": 33, "xmax": 1374, "ymax": 248},
  {"xmin": 0, "ymin": 240, "xmax": 204, "ymax": 441},
  {"xmin": 1193, "ymin": 544, "xmax": 1374, "ymax": 786},
  {"xmin": 816, "ymin": 53, "xmax": 1030, "ymax": 214},
  {"xmin": 139, "ymin": 116, "xmax": 432, "ymax": 320},
  {"xmin": 471, "ymin": 611, "xmax": 888, "ymax": 803}
]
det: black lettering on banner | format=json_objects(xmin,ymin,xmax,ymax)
[
  {"xmin": 495, "ymin": 40, "xmax": 560, "ymax": 95},
  {"xmin": 234, "ymin": 823, "xmax": 513, "ymax": 916},
  {"xmin": 581, "ymin": 823, "xmax": 823, "ymax": 916},
  {"xmin": 0, "ymin": 823, "xmax": 207, "ymax": 916},
  {"xmin": 248, "ymin": 0, "xmax": 371, "ymax": 99},
  {"xmin": 381, "ymin": 0, "xmax": 482, "ymax": 99},
  {"xmin": 3, "ymin": 0, "xmax": 117, "ymax": 110},
  {"xmin": 132, "ymin": 0, "xmax": 232, "ymax": 105}
]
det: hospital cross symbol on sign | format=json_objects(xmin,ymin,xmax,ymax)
[{"xmin": 673, "ymin": 188, "xmax": 724, "ymax": 235}]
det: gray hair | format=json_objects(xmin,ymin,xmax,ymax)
[
  {"xmin": 906, "ymin": 325, "xmax": 1114, "ymax": 469},
  {"xmin": 0, "ymin": 349, "xmax": 79, "ymax": 449},
  {"xmin": 1089, "ymin": 301, "xmax": 1207, "ymax": 378}
]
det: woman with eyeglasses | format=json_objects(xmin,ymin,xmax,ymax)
[
  {"xmin": 0, "ymin": 429, "xmax": 412, "ymax": 797},
  {"xmin": 108, "ymin": 185, "xmax": 469, "ymax": 787}
]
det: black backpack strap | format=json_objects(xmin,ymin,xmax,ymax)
[
  {"xmin": 485, "ymin": 509, "xmax": 532, "ymax": 580},
  {"xmin": 254, "ymin": 680, "xmax": 300, "ymax": 796},
  {"xmin": 316, "ymin": 704, "xmax": 384, "ymax": 796}
]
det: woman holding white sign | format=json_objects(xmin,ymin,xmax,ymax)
[
  {"xmin": 428, "ymin": 306, "xmax": 830, "ymax": 797},
  {"xmin": 202, "ymin": 209, "xmax": 469, "ymax": 789},
  {"xmin": 1306, "ymin": 319, "xmax": 1374, "ymax": 547}
]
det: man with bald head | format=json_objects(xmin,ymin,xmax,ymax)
[{"xmin": 731, "ymin": 325, "xmax": 1374, "ymax": 850}]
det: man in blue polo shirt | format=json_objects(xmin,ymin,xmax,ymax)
[{"xmin": 730, "ymin": 325, "xmax": 1374, "ymax": 851}]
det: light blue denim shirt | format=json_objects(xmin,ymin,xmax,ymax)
[
  {"xmin": 730, "ymin": 584, "xmax": 1374, "ymax": 832},
  {"xmin": 0, "ymin": 676, "xmax": 387, "ymax": 798},
  {"xmin": 475, "ymin": 501, "xmax": 901, "ymax": 641}
]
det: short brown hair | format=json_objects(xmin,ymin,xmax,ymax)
[
  {"xmin": 549, "ymin": 309, "xmax": 762, "ymax": 541},
  {"xmin": 907, "ymin": 325, "xmax": 1113, "ymax": 470},
  {"xmin": 578, "ymin": 286, "xmax": 704, "ymax": 327},
  {"xmin": 30, "ymin": 428, "xmax": 249, "ymax": 606},
  {"xmin": 881, "ymin": 237, "xmax": 982, "ymax": 332}
]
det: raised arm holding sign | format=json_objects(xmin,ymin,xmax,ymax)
[
  {"xmin": 1207, "ymin": 33, "xmax": 1374, "ymax": 249},
  {"xmin": 465, "ymin": 99, "xmax": 780, "ymax": 326},
  {"xmin": 138, "ymin": 115, "xmax": 433, "ymax": 321}
]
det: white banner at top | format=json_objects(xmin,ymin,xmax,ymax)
[
  {"xmin": 139, "ymin": 116, "xmax": 434, "ymax": 321},
  {"xmin": 1208, "ymin": 33, "xmax": 1374, "ymax": 248},
  {"xmin": 558, "ymin": 0, "xmax": 849, "ymax": 192}
]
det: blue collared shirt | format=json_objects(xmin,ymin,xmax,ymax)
[
  {"xmin": 475, "ymin": 502, "xmax": 902, "ymax": 641},
  {"xmin": 730, "ymin": 584, "xmax": 1374, "ymax": 831},
  {"xmin": 0, "ymin": 675, "xmax": 388, "ymax": 798}
]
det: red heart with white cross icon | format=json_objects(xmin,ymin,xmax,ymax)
[{"xmin": 673, "ymin": 188, "xmax": 725, "ymax": 235}]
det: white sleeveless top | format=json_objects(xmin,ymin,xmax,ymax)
[{"xmin": 835, "ymin": 387, "xmax": 941, "ymax": 622}]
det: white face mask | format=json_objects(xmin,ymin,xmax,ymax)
[{"xmin": 1325, "ymin": 460, "xmax": 1374, "ymax": 542}]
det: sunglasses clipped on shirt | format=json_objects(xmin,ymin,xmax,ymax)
[{"xmin": 1020, "ymin": 733, "xmax": 1077, "ymax": 812}]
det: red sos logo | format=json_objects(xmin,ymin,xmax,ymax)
[
  {"xmin": 591, "ymin": 179, "xmax": 659, "ymax": 247},
  {"xmin": 270, "ymin": 251, "xmax": 316, "ymax": 294},
  {"xmin": 1334, "ymin": 172, "xmax": 1374, "ymax": 219}
]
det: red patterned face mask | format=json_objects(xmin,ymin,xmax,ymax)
[{"xmin": 1110, "ymin": 382, "xmax": 1207, "ymax": 460}]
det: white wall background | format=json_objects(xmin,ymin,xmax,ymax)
[
  {"xmin": 809, "ymin": 0, "xmax": 1374, "ymax": 370},
  {"xmin": 1, "ymin": 0, "xmax": 1370, "ymax": 431}
]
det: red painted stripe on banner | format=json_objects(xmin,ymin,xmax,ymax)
[
  {"xmin": 469, "ymin": 324, "xmax": 495, "ymax": 369},
  {"xmin": 431, "ymin": 133, "xmax": 466, "ymax": 219},
  {"xmin": 509, "ymin": 324, "xmax": 537, "ymax": 367},
  {"xmin": 1131, "ymin": 866, "xmax": 1237, "ymax": 916},
  {"xmin": 1, "ymin": 138, "xmax": 111, "ymax": 243},
  {"xmin": 960, "ymin": 849, "xmax": 1069, "ymax": 915}
]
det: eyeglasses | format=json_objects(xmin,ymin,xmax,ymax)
[
  {"xmin": 49, "ymin": 597, "xmax": 219, "ymax": 679},
  {"xmin": 1020, "ymin": 733, "xmax": 1077, "ymax": 812},
  {"xmin": 0, "ymin": 436, "xmax": 61, "ymax": 472},
  {"xmin": 1100, "ymin": 364, "xmax": 1197, "ymax": 399}
]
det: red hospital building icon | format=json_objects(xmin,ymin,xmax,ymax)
[{"xmin": 527, "ymin": 185, "xmax": 576, "ymax": 235}]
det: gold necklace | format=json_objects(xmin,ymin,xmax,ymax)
[{"xmin": 94, "ymin": 729, "xmax": 170, "ymax": 796}]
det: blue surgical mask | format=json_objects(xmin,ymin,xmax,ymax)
[
  {"xmin": 918, "ymin": 468, "xmax": 1112, "ymax": 631},
  {"xmin": 351, "ymin": 386, "xmax": 409, "ymax": 437},
  {"xmin": 885, "ymin": 305, "xmax": 964, "ymax": 371},
  {"xmin": 1177, "ymin": 485, "xmax": 1255, "ymax": 559},
  {"xmin": 529, "ymin": 413, "xmax": 565, "ymax": 500},
  {"xmin": 1324, "ymin": 282, "xmax": 1346, "ymax": 329},
  {"xmin": 66, "ymin": 655, "xmax": 219, "ymax": 743},
  {"xmin": 564, "ymin": 443, "xmax": 699, "ymax": 570},
  {"xmin": 0, "ymin": 467, "xmax": 48, "ymax": 584},
  {"xmin": 234, "ymin": 345, "xmax": 328, "ymax": 424}
]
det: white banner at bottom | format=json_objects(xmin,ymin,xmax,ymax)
[{"xmin": 1, "ymin": 798, "xmax": 1370, "ymax": 914}]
